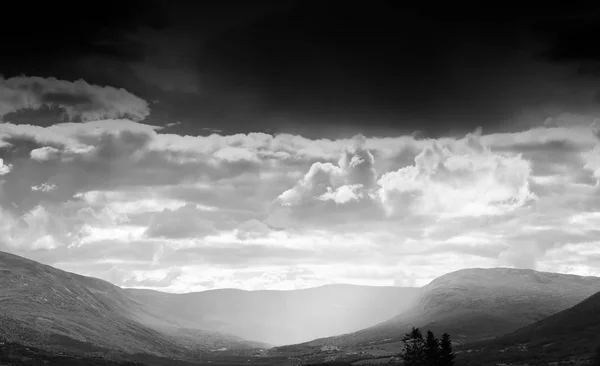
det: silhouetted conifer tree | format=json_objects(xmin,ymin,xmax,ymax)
[
  {"xmin": 438, "ymin": 333, "xmax": 455, "ymax": 366},
  {"xmin": 401, "ymin": 327, "xmax": 426, "ymax": 366},
  {"xmin": 424, "ymin": 330, "xmax": 440, "ymax": 366}
]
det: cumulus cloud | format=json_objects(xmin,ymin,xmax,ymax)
[
  {"xmin": 0, "ymin": 76, "xmax": 150, "ymax": 121},
  {"xmin": 379, "ymin": 132, "xmax": 535, "ymax": 218},
  {"xmin": 30, "ymin": 146, "xmax": 61, "ymax": 161},
  {"xmin": 0, "ymin": 158, "xmax": 11, "ymax": 175},
  {"xmin": 0, "ymin": 204, "xmax": 70, "ymax": 252},
  {"xmin": 268, "ymin": 135, "xmax": 384, "ymax": 229},
  {"xmin": 1, "ymin": 116, "xmax": 600, "ymax": 291},
  {"xmin": 269, "ymin": 131, "xmax": 539, "ymax": 230},
  {"xmin": 277, "ymin": 135, "xmax": 377, "ymax": 205}
]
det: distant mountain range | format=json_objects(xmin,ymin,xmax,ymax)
[
  {"xmin": 127, "ymin": 284, "xmax": 419, "ymax": 346},
  {"xmin": 0, "ymin": 250, "xmax": 417, "ymax": 362},
  {"xmin": 3, "ymin": 250, "xmax": 600, "ymax": 365}
]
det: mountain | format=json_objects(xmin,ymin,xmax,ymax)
[
  {"xmin": 0, "ymin": 250, "xmax": 419, "ymax": 361},
  {"xmin": 0, "ymin": 251, "xmax": 264, "ymax": 361},
  {"xmin": 456, "ymin": 289, "xmax": 600, "ymax": 365},
  {"xmin": 126, "ymin": 283, "xmax": 420, "ymax": 346},
  {"xmin": 272, "ymin": 268, "xmax": 600, "ymax": 354}
]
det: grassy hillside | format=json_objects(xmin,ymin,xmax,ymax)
[
  {"xmin": 0, "ymin": 338, "xmax": 146, "ymax": 366},
  {"xmin": 6, "ymin": 250, "xmax": 600, "ymax": 366},
  {"xmin": 272, "ymin": 268, "xmax": 600, "ymax": 355},
  {"xmin": 0, "ymin": 251, "xmax": 265, "ymax": 361},
  {"xmin": 455, "ymin": 290, "xmax": 600, "ymax": 365},
  {"xmin": 126, "ymin": 284, "xmax": 420, "ymax": 345}
]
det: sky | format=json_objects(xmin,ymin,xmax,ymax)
[{"xmin": 1, "ymin": 1, "xmax": 600, "ymax": 292}]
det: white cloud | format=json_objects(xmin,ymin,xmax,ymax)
[
  {"xmin": 582, "ymin": 145, "xmax": 600, "ymax": 183},
  {"xmin": 277, "ymin": 136, "xmax": 378, "ymax": 204},
  {"xmin": 0, "ymin": 158, "xmax": 11, "ymax": 175},
  {"xmin": 378, "ymin": 133, "xmax": 535, "ymax": 218},
  {"xmin": 0, "ymin": 115, "xmax": 599, "ymax": 291},
  {"xmin": 268, "ymin": 136, "xmax": 385, "ymax": 229},
  {"xmin": 75, "ymin": 190, "xmax": 192, "ymax": 215},
  {"xmin": 568, "ymin": 211, "xmax": 600, "ymax": 230},
  {"xmin": 31, "ymin": 182, "xmax": 57, "ymax": 192},
  {"xmin": 30, "ymin": 146, "xmax": 61, "ymax": 161},
  {"xmin": 0, "ymin": 76, "xmax": 150, "ymax": 121},
  {"xmin": 317, "ymin": 184, "xmax": 366, "ymax": 204}
]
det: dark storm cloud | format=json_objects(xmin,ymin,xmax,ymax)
[
  {"xmin": 3, "ymin": 1, "xmax": 600, "ymax": 137},
  {"xmin": 531, "ymin": 8, "xmax": 600, "ymax": 72}
]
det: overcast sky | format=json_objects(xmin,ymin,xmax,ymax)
[{"xmin": 1, "ymin": 1, "xmax": 600, "ymax": 292}]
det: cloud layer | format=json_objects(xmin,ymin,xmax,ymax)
[
  {"xmin": 0, "ymin": 76, "xmax": 150, "ymax": 121},
  {"xmin": 1, "ymin": 80, "xmax": 600, "ymax": 291}
]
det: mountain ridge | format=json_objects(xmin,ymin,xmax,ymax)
[
  {"xmin": 7, "ymin": 249, "xmax": 600, "ymax": 364},
  {"xmin": 0, "ymin": 250, "xmax": 421, "ymax": 352},
  {"xmin": 0, "ymin": 250, "xmax": 266, "ymax": 361},
  {"xmin": 124, "ymin": 282, "xmax": 414, "ymax": 295},
  {"xmin": 456, "ymin": 289, "xmax": 600, "ymax": 364},
  {"xmin": 125, "ymin": 281, "xmax": 420, "ymax": 345},
  {"xmin": 272, "ymin": 267, "xmax": 600, "ymax": 354}
]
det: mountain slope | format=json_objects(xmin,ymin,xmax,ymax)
[
  {"xmin": 457, "ymin": 290, "xmax": 600, "ymax": 365},
  {"xmin": 273, "ymin": 268, "xmax": 600, "ymax": 353},
  {"xmin": 126, "ymin": 283, "xmax": 420, "ymax": 345},
  {"xmin": 0, "ymin": 251, "xmax": 264, "ymax": 360}
]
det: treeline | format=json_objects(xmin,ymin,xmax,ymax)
[{"xmin": 400, "ymin": 327, "xmax": 454, "ymax": 366}]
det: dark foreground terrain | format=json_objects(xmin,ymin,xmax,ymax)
[
  {"xmin": 0, "ymin": 339, "xmax": 142, "ymax": 366},
  {"xmin": 0, "ymin": 338, "xmax": 297, "ymax": 366}
]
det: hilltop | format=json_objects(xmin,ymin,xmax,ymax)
[
  {"xmin": 0, "ymin": 251, "xmax": 265, "ymax": 361},
  {"xmin": 272, "ymin": 267, "xmax": 600, "ymax": 355},
  {"xmin": 0, "ymin": 250, "xmax": 419, "ymax": 363}
]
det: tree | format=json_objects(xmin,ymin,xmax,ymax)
[
  {"xmin": 438, "ymin": 333, "xmax": 455, "ymax": 366},
  {"xmin": 424, "ymin": 330, "xmax": 440, "ymax": 366},
  {"xmin": 401, "ymin": 327, "xmax": 426, "ymax": 366}
]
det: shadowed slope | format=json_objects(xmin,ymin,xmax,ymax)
[
  {"xmin": 457, "ymin": 290, "xmax": 600, "ymax": 364},
  {"xmin": 0, "ymin": 251, "xmax": 265, "ymax": 359},
  {"xmin": 273, "ymin": 268, "xmax": 600, "ymax": 354}
]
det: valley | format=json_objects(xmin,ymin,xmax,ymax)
[{"xmin": 2, "ymin": 251, "xmax": 600, "ymax": 365}]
